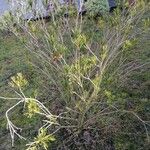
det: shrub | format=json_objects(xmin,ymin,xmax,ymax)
[{"xmin": 0, "ymin": 0, "xmax": 150, "ymax": 149}]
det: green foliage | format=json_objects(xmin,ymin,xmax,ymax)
[
  {"xmin": 73, "ymin": 33, "xmax": 87, "ymax": 49},
  {"xmin": 0, "ymin": 12, "xmax": 13, "ymax": 30},
  {"xmin": 9, "ymin": 73, "xmax": 28, "ymax": 88},
  {"xmin": 65, "ymin": 55, "xmax": 97, "ymax": 76},
  {"xmin": 26, "ymin": 128, "xmax": 55, "ymax": 150},
  {"xmin": 85, "ymin": 0, "xmax": 109, "ymax": 16},
  {"xmin": 25, "ymin": 99, "xmax": 40, "ymax": 118}
]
